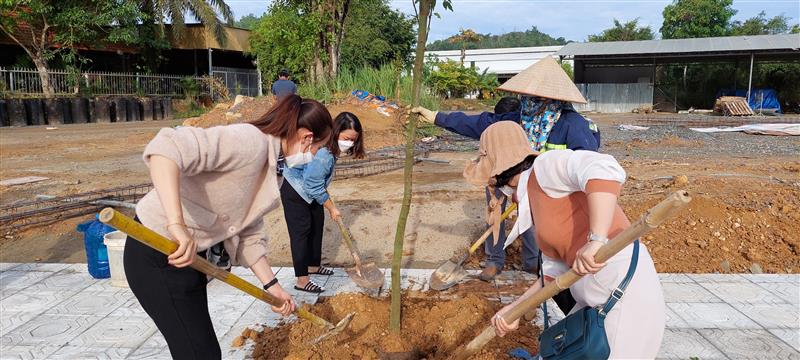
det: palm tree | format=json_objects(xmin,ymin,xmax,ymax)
[
  {"xmin": 136, "ymin": 0, "xmax": 233, "ymax": 71},
  {"xmin": 142, "ymin": 0, "xmax": 234, "ymax": 44}
]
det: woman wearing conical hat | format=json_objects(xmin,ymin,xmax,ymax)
[
  {"xmin": 412, "ymin": 56, "xmax": 597, "ymax": 314},
  {"xmin": 412, "ymin": 56, "xmax": 600, "ymax": 153}
]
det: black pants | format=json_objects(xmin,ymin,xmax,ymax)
[
  {"xmin": 280, "ymin": 181, "xmax": 324, "ymax": 278},
  {"xmin": 123, "ymin": 221, "xmax": 221, "ymax": 360}
]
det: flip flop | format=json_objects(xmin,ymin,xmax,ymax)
[
  {"xmin": 311, "ymin": 266, "xmax": 334, "ymax": 276},
  {"xmin": 294, "ymin": 280, "xmax": 325, "ymax": 294}
]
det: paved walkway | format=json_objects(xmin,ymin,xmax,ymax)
[{"xmin": 0, "ymin": 262, "xmax": 797, "ymax": 359}]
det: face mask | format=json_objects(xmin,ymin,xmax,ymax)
[
  {"xmin": 338, "ymin": 140, "xmax": 354, "ymax": 152},
  {"xmin": 499, "ymin": 185, "xmax": 515, "ymax": 197},
  {"xmin": 285, "ymin": 151, "xmax": 313, "ymax": 168}
]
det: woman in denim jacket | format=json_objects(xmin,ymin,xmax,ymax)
[{"xmin": 280, "ymin": 112, "xmax": 366, "ymax": 293}]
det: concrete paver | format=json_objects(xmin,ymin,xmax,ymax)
[{"xmin": 0, "ymin": 262, "xmax": 797, "ymax": 359}]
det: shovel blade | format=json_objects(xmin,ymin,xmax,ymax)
[
  {"xmin": 311, "ymin": 312, "xmax": 355, "ymax": 344},
  {"xmin": 429, "ymin": 260, "xmax": 469, "ymax": 291},
  {"xmin": 345, "ymin": 263, "xmax": 384, "ymax": 289}
]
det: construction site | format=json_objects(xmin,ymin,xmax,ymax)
[
  {"xmin": 1, "ymin": 90, "xmax": 799, "ymax": 358},
  {"xmin": 1, "ymin": 0, "xmax": 799, "ymax": 354}
]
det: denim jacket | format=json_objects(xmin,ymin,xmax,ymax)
[{"xmin": 281, "ymin": 147, "xmax": 335, "ymax": 204}]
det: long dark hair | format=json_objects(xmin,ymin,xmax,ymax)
[
  {"xmin": 252, "ymin": 94, "xmax": 332, "ymax": 143},
  {"xmin": 493, "ymin": 155, "xmax": 537, "ymax": 187},
  {"xmin": 327, "ymin": 112, "xmax": 365, "ymax": 159}
]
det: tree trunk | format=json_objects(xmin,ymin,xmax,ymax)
[
  {"xmin": 328, "ymin": 39, "xmax": 339, "ymax": 80},
  {"xmin": 328, "ymin": 0, "xmax": 350, "ymax": 80},
  {"xmin": 390, "ymin": 0, "xmax": 431, "ymax": 333},
  {"xmin": 312, "ymin": 51, "xmax": 325, "ymax": 84},
  {"xmin": 32, "ymin": 57, "xmax": 55, "ymax": 99},
  {"xmin": 460, "ymin": 48, "xmax": 466, "ymax": 65}
]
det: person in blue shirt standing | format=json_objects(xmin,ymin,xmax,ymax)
[
  {"xmin": 271, "ymin": 69, "xmax": 297, "ymax": 98},
  {"xmin": 411, "ymin": 56, "xmax": 597, "ymax": 315},
  {"xmin": 280, "ymin": 112, "xmax": 366, "ymax": 293}
]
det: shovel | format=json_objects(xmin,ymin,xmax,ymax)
[
  {"xmin": 430, "ymin": 203, "xmax": 517, "ymax": 291},
  {"xmin": 98, "ymin": 208, "xmax": 353, "ymax": 344},
  {"xmin": 333, "ymin": 217, "xmax": 385, "ymax": 289}
]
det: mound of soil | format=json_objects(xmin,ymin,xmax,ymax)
[
  {"xmin": 181, "ymin": 95, "xmax": 406, "ymax": 151},
  {"xmin": 621, "ymin": 180, "xmax": 800, "ymax": 274},
  {"xmin": 183, "ymin": 96, "xmax": 277, "ymax": 128},
  {"xmin": 248, "ymin": 293, "xmax": 539, "ymax": 359},
  {"xmin": 327, "ymin": 103, "xmax": 405, "ymax": 150}
]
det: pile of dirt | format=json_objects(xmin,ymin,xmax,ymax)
[
  {"xmin": 183, "ymin": 96, "xmax": 276, "ymax": 128},
  {"xmin": 621, "ymin": 178, "xmax": 800, "ymax": 274},
  {"xmin": 182, "ymin": 95, "xmax": 406, "ymax": 150},
  {"xmin": 327, "ymin": 103, "xmax": 405, "ymax": 150},
  {"xmin": 247, "ymin": 293, "xmax": 539, "ymax": 359}
]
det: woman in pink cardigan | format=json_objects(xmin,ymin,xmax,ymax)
[{"xmin": 124, "ymin": 95, "xmax": 333, "ymax": 360}]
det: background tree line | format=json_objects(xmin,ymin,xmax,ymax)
[
  {"xmin": 427, "ymin": 26, "xmax": 566, "ymax": 51},
  {"xmin": 245, "ymin": 0, "xmax": 415, "ymax": 85}
]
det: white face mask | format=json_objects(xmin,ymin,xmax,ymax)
[
  {"xmin": 338, "ymin": 140, "xmax": 355, "ymax": 152},
  {"xmin": 285, "ymin": 151, "xmax": 313, "ymax": 168},
  {"xmin": 499, "ymin": 185, "xmax": 515, "ymax": 197}
]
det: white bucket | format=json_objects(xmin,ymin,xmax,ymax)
[{"xmin": 103, "ymin": 231, "xmax": 128, "ymax": 287}]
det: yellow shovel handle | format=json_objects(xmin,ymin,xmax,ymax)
[{"xmin": 98, "ymin": 208, "xmax": 334, "ymax": 330}]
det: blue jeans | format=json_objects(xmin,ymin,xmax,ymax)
[{"xmin": 484, "ymin": 187, "xmax": 539, "ymax": 270}]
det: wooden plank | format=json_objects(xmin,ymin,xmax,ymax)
[{"xmin": 0, "ymin": 176, "xmax": 49, "ymax": 186}]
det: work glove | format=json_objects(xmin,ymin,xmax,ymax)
[{"xmin": 409, "ymin": 106, "xmax": 438, "ymax": 124}]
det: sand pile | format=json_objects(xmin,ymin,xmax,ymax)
[{"xmin": 247, "ymin": 293, "xmax": 539, "ymax": 360}]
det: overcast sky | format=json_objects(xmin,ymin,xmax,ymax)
[{"xmin": 226, "ymin": 0, "xmax": 800, "ymax": 42}]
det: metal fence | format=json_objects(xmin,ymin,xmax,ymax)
[
  {"xmin": 573, "ymin": 83, "xmax": 654, "ymax": 113},
  {"xmin": 211, "ymin": 66, "xmax": 261, "ymax": 98},
  {"xmin": 0, "ymin": 67, "xmax": 203, "ymax": 97}
]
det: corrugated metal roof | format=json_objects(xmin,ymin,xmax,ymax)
[{"xmin": 556, "ymin": 34, "xmax": 800, "ymax": 57}]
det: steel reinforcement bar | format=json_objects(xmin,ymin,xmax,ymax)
[{"xmin": 0, "ymin": 183, "xmax": 152, "ymax": 232}]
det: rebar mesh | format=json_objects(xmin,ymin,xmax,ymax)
[{"xmin": 0, "ymin": 183, "xmax": 152, "ymax": 232}]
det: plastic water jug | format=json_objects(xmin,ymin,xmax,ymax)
[{"xmin": 76, "ymin": 215, "xmax": 113, "ymax": 279}]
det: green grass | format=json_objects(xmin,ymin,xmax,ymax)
[{"xmin": 298, "ymin": 64, "xmax": 441, "ymax": 110}]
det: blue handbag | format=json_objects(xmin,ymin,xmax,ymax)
[{"xmin": 538, "ymin": 241, "xmax": 640, "ymax": 360}]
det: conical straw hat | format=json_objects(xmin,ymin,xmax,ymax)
[{"xmin": 497, "ymin": 56, "xmax": 587, "ymax": 104}]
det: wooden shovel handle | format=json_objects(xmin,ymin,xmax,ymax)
[
  {"xmin": 451, "ymin": 191, "xmax": 692, "ymax": 360},
  {"xmin": 468, "ymin": 202, "xmax": 518, "ymax": 254},
  {"xmin": 334, "ymin": 217, "xmax": 363, "ymax": 267},
  {"xmin": 98, "ymin": 208, "xmax": 335, "ymax": 330}
]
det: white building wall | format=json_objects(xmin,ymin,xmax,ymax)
[{"xmin": 426, "ymin": 46, "xmax": 566, "ymax": 76}]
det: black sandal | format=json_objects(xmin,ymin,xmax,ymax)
[
  {"xmin": 311, "ymin": 266, "xmax": 334, "ymax": 276},
  {"xmin": 294, "ymin": 280, "xmax": 325, "ymax": 294}
]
